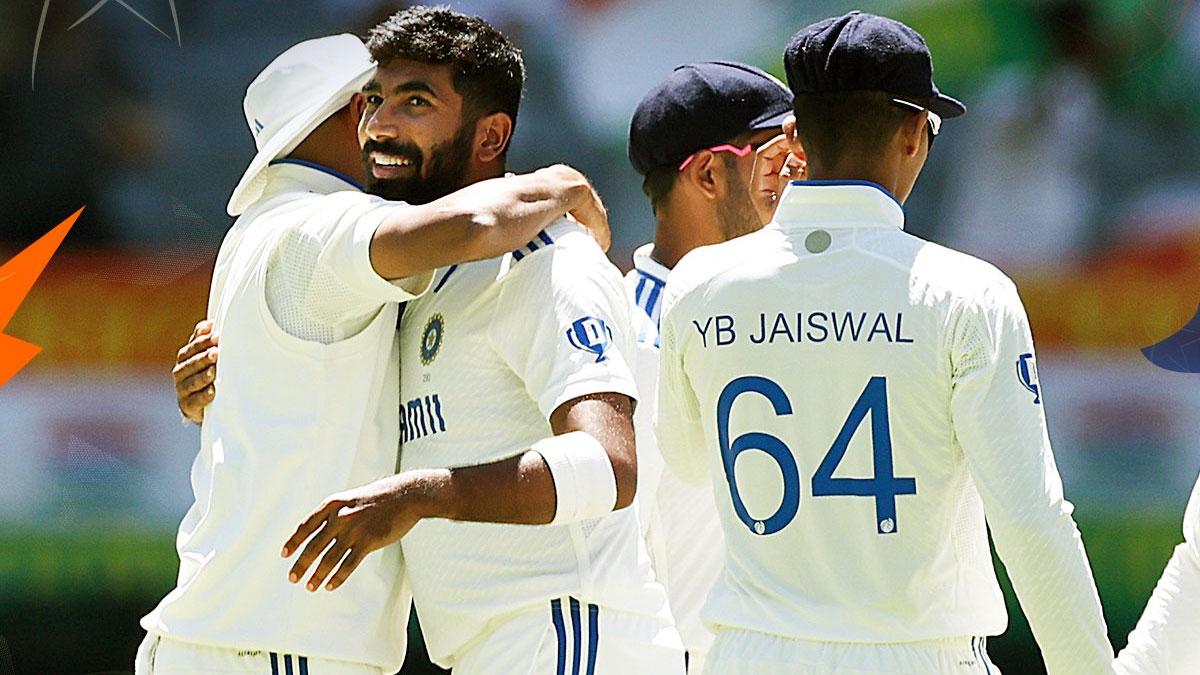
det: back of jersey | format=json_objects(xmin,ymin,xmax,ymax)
[{"xmin": 656, "ymin": 182, "xmax": 1111, "ymax": 669}]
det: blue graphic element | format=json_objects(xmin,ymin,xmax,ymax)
[
  {"xmin": 715, "ymin": 376, "xmax": 801, "ymax": 535},
  {"xmin": 433, "ymin": 265, "xmax": 458, "ymax": 293},
  {"xmin": 1143, "ymin": 303, "xmax": 1200, "ymax": 373},
  {"xmin": 811, "ymin": 376, "xmax": 916, "ymax": 535},
  {"xmin": 1016, "ymin": 353, "xmax": 1040, "ymax": 403},
  {"xmin": 420, "ymin": 314, "xmax": 444, "ymax": 366},
  {"xmin": 551, "ymin": 599, "xmax": 566, "ymax": 675},
  {"xmin": 586, "ymin": 603, "xmax": 599, "ymax": 675},
  {"xmin": 570, "ymin": 597, "xmax": 582, "ymax": 675},
  {"xmin": 566, "ymin": 316, "xmax": 613, "ymax": 363}
]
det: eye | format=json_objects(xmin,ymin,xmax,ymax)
[
  {"xmin": 407, "ymin": 96, "xmax": 431, "ymax": 107},
  {"xmin": 366, "ymin": 95, "xmax": 384, "ymax": 107}
]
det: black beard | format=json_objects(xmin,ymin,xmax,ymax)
[{"xmin": 362, "ymin": 127, "xmax": 474, "ymax": 205}]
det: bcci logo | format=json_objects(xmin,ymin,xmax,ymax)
[
  {"xmin": 1017, "ymin": 352, "xmax": 1040, "ymax": 404},
  {"xmin": 420, "ymin": 314, "xmax": 444, "ymax": 366},
  {"xmin": 567, "ymin": 316, "xmax": 613, "ymax": 363}
]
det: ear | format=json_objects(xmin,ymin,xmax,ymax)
[
  {"xmin": 680, "ymin": 150, "xmax": 722, "ymax": 200},
  {"xmin": 783, "ymin": 115, "xmax": 803, "ymax": 154},
  {"xmin": 475, "ymin": 112, "xmax": 515, "ymax": 164},
  {"xmin": 898, "ymin": 110, "xmax": 927, "ymax": 158},
  {"xmin": 350, "ymin": 92, "xmax": 368, "ymax": 129}
]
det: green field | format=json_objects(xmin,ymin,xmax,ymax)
[{"xmin": 0, "ymin": 506, "xmax": 1184, "ymax": 674}]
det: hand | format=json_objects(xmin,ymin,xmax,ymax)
[
  {"xmin": 558, "ymin": 167, "xmax": 611, "ymax": 252},
  {"xmin": 172, "ymin": 320, "xmax": 219, "ymax": 424},
  {"xmin": 281, "ymin": 471, "xmax": 445, "ymax": 591},
  {"xmin": 750, "ymin": 134, "xmax": 807, "ymax": 226}
]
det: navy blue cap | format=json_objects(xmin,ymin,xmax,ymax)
[
  {"xmin": 784, "ymin": 11, "xmax": 965, "ymax": 119},
  {"xmin": 628, "ymin": 61, "xmax": 793, "ymax": 176}
]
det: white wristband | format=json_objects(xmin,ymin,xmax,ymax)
[{"xmin": 534, "ymin": 431, "xmax": 618, "ymax": 525}]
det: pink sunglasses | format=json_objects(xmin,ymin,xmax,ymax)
[{"xmin": 678, "ymin": 143, "xmax": 754, "ymax": 171}]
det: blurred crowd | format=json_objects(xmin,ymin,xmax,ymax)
[{"xmin": 2, "ymin": 0, "xmax": 1199, "ymax": 271}]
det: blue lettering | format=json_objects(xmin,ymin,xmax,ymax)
[
  {"xmin": 716, "ymin": 315, "xmax": 736, "ymax": 346},
  {"xmin": 807, "ymin": 312, "xmax": 829, "ymax": 342},
  {"xmin": 693, "ymin": 316, "xmax": 714, "ymax": 348},
  {"xmin": 832, "ymin": 312, "xmax": 867, "ymax": 342}
]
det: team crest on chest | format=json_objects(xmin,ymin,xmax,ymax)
[{"xmin": 420, "ymin": 313, "xmax": 445, "ymax": 366}]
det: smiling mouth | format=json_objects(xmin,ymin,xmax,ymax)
[{"xmin": 370, "ymin": 152, "xmax": 418, "ymax": 177}]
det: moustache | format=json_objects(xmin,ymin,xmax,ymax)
[{"xmin": 362, "ymin": 140, "xmax": 423, "ymax": 168}]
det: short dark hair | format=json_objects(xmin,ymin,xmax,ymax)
[
  {"xmin": 791, "ymin": 91, "xmax": 913, "ymax": 167},
  {"xmin": 366, "ymin": 6, "xmax": 525, "ymax": 124},
  {"xmin": 641, "ymin": 131, "xmax": 757, "ymax": 214}
]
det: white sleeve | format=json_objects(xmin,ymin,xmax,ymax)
[
  {"xmin": 265, "ymin": 192, "xmax": 434, "ymax": 342},
  {"xmin": 488, "ymin": 241, "xmax": 638, "ymax": 419},
  {"xmin": 949, "ymin": 279, "xmax": 1114, "ymax": 675},
  {"xmin": 1116, "ymin": 477, "xmax": 1200, "ymax": 675},
  {"xmin": 654, "ymin": 294, "xmax": 708, "ymax": 486}
]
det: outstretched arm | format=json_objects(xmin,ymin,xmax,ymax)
[
  {"xmin": 369, "ymin": 164, "xmax": 609, "ymax": 280},
  {"xmin": 282, "ymin": 392, "xmax": 636, "ymax": 592}
]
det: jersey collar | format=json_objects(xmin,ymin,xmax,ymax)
[
  {"xmin": 262, "ymin": 158, "xmax": 364, "ymax": 197},
  {"xmin": 772, "ymin": 180, "xmax": 905, "ymax": 231},
  {"xmin": 632, "ymin": 243, "xmax": 671, "ymax": 283}
]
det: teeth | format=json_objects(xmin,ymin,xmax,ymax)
[{"xmin": 373, "ymin": 153, "xmax": 414, "ymax": 167}]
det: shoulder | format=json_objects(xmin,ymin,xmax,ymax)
[
  {"xmin": 499, "ymin": 218, "xmax": 625, "ymax": 295},
  {"xmin": 883, "ymin": 235, "xmax": 1020, "ymax": 313}
]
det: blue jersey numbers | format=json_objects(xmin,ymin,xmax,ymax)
[
  {"xmin": 715, "ymin": 376, "xmax": 916, "ymax": 536},
  {"xmin": 716, "ymin": 377, "xmax": 801, "ymax": 535}
]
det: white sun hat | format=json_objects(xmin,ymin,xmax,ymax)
[{"xmin": 227, "ymin": 34, "xmax": 376, "ymax": 216}]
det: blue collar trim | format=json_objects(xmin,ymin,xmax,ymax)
[
  {"xmin": 788, "ymin": 179, "xmax": 902, "ymax": 209},
  {"xmin": 269, "ymin": 158, "xmax": 363, "ymax": 191}
]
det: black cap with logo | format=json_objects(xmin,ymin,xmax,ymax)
[
  {"xmin": 628, "ymin": 61, "xmax": 793, "ymax": 176},
  {"xmin": 784, "ymin": 11, "xmax": 965, "ymax": 119}
]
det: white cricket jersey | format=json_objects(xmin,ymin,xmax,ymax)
[
  {"xmin": 1115, "ymin": 472, "xmax": 1200, "ymax": 675},
  {"xmin": 397, "ymin": 219, "xmax": 674, "ymax": 668},
  {"xmin": 656, "ymin": 181, "xmax": 1114, "ymax": 674},
  {"xmin": 141, "ymin": 163, "xmax": 429, "ymax": 672},
  {"xmin": 623, "ymin": 244, "xmax": 723, "ymax": 662}
]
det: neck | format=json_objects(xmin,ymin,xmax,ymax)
[
  {"xmin": 652, "ymin": 206, "xmax": 725, "ymax": 269},
  {"xmin": 805, "ymin": 157, "xmax": 902, "ymax": 200},
  {"xmin": 464, "ymin": 160, "xmax": 506, "ymax": 185}
]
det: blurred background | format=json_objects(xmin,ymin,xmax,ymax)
[{"xmin": 1, "ymin": 0, "xmax": 1199, "ymax": 673}]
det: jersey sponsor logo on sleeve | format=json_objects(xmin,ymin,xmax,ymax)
[
  {"xmin": 566, "ymin": 316, "xmax": 613, "ymax": 363},
  {"xmin": 420, "ymin": 313, "xmax": 444, "ymax": 366},
  {"xmin": 1016, "ymin": 352, "xmax": 1040, "ymax": 404}
]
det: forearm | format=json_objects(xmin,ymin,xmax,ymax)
[
  {"xmin": 415, "ymin": 451, "xmax": 558, "ymax": 525},
  {"xmin": 989, "ymin": 509, "xmax": 1115, "ymax": 675},
  {"xmin": 370, "ymin": 165, "xmax": 590, "ymax": 280}
]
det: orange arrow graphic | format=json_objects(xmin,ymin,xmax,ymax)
[{"xmin": 0, "ymin": 208, "xmax": 81, "ymax": 389}]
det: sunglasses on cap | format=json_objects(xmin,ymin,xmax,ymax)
[
  {"xmin": 677, "ymin": 134, "xmax": 783, "ymax": 172},
  {"xmin": 890, "ymin": 98, "xmax": 941, "ymax": 146}
]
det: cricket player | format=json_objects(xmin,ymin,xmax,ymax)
[
  {"xmin": 655, "ymin": 12, "xmax": 1115, "ymax": 674},
  {"xmin": 623, "ymin": 61, "xmax": 794, "ymax": 673},
  {"xmin": 139, "ymin": 31, "xmax": 610, "ymax": 675},
  {"xmin": 176, "ymin": 7, "xmax": 683, "ymax": 674},
  {"xmin": 1115, "ymin": 473, "xmax": 1200, "ymax": 674}
]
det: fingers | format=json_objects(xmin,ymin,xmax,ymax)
[
  {"xmin": 569, "ymin": 186, "xmax": 611, "ymax": 252},
  {"xmin": 283, "ymin": 500, "xmax": 341, "ymax": 559},
  {"xmin": 175, "ymin": 332, "xmax": 218, "ymax": 370},
  {"xmin": 750, "ymin": 135, "xmax": 792, "ymax": 225},
  {"xmin": 175, "ymin": 348, "xmax": 218, "ymax": 393},
  {"xmin": 305, "ymin": 540, "xmax": 352, "ymax": 592},
  {"xmin": 324, "ymin": 548, "xmax": 366, "ymax": 591}
]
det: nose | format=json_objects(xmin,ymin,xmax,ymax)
[{"xmin": 364, "ymin": 102, "xmax": 398, "ymax": 142}]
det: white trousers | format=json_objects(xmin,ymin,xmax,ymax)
[
  {"xmin": 451, "ymin": 595, "xmax": 686, "ymax": 675},
  {"xmin": 135, "ymin": 634, "xmax": 387, "ymax": 675},
  {"xmin": 703, "ymin": 631, "xmax": 1001, "ymax": 675}
]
